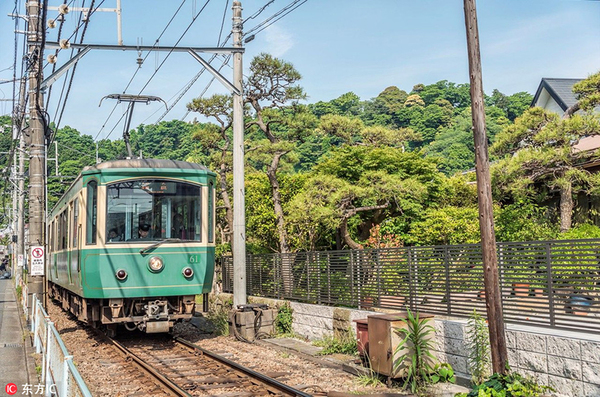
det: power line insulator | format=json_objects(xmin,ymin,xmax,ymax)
[
  {"xmin": 47, "ymin": 19, "xmax": 56, "ymax": 28},
  {"xmin": 47, "ymin": 54, "xmax": 57, "ymax": 64},
  {"xmin": 58, "ymin": 4, "xmax": 69, "ymax": 14},
  {"xmin": 59, "ymin": 39, "xmax": 70, "ymax": 49}
]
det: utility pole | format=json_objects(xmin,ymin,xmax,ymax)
[
  {"xmin": 17, "ymin": 135, "xmax": 26, "ymax": 278},
  {"xmin": 232, "ymin": 1, "xmax": 246, "ymax": 308},
  {"xmin": 27, "ymin": 0, "xmax": 46, "ymax": 309},
  {"xmin": 11, "ymin": 151, "xmax": 18, "ymax": 275},
  {"xmin": 463, "ymin": 0, "xmax": 507, "ymax": 374}
]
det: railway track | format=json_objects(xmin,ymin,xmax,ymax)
[{"xmin": 107, "ymin": 334, "xmax": 314, "ymax": 396}]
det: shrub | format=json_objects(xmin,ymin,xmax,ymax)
[
  {"xmin": 313, "ymin": 328, "xmax": 358, "ymax": 356},
  {"xmin": 275, "ymin": 302, "xmax": 294, "ymax": 335},
  {"xmin": 455, "ymin": 371, "xmax": 553, "ymax": 397},
  {"xmin": 393, "ymin": 309, "xmax": 438, "ymax": 394},
  {"xmin": 466, "ymin": 309, "xmax": 491, "ymax": 385},
  {"xmin": 206, "ymin": 296, "xmax": 232, "ymax": 336}
]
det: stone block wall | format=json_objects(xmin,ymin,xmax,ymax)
[{"xmin": 214, "ymin": 294, "xmax": 600, "ymax": 396}]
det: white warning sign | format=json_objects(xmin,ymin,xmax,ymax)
[{"xmin": 30, "ymin": 246, "xmax": 45, "ymax": 276}]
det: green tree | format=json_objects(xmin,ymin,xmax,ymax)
[
  {"xmin": 491, "ymin": 107, "xmax": 600, "ymax": 232},
  {"xmin": 130, "ymin": 120, "xmax": 200, "ymax": 160},
  {"xmin": 564, "ymin": 70, "xmax": 600, "ymax": 117},
  {"xmin": 407, "ymin": 206, "xmax": 480, "ymax": 246},
  {"xmin": 187, "ymin": 94, "xmax": 234, "ymax": 245},
  {"xmin": 487, "ymin": 89, "xmax": 533, "ymax": 121},
  {"xmin": 293, "ymin": 145, "xmax": 443, "ymax": 248},
  {"xmin": 244, "ymin": 53, "xmax": 318, "ymax": 293}
]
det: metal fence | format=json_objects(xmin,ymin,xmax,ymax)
[
  {"xmin": 221, "ymin": 239, "xmax": 600, "ymax": 333},
  {"xmin": 31, "ymin": 293, "xmax": 92, "ymax": 397}
]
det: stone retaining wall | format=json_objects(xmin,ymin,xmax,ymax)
[{"xmin": 214, "ymin": 294, "xmax": 600, "ymax": 396}]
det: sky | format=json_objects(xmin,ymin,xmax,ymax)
[{"xmin": 0, "ymin": 0, "xmax": 599, "ymax": 142}]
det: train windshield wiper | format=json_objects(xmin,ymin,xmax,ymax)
[{"xmin": 139, "ymin": 238, "xmax": 183, "ymax": 255}]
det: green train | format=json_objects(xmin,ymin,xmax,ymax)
[{"xmin": 47, "ymin": 159, "xmax": 216, "ymax": 335}]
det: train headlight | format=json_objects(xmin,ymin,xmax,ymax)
[
  {"xmin": 116, "ymin": 269, "xmax": 127, "ymax": 280},
  {"xmin": 182, "ymin": 267, "xmax": 194, "ymax": 278},
  {"xmin": 148, "ymin": 256, "xmax": 164, "ymax": 272}
]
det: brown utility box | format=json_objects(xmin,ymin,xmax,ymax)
[
  {"xmin": 353, "ymin": 319, "xmax": 369, "ymax": 357},
  {"xmin": 367, "ymin": 312, "xmax": 434, "ymax": 378}
]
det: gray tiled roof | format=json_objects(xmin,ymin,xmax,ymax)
[{"xmin": 532, "ymin": 78, "xmax": 582, "ymax": 111}]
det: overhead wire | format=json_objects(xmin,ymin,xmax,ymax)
[
  {"xmin": 51, "ymin": 0, "xmax": 89, "ymax": 135},
  {"xmin": 99, "ymin": 0, "xmax": 213, "ymax": 142},
  {"xmin": 243, "ymin": 0, "xmax": 307, "ymax": 38},
  {"xmin": 217, "ymin": 0, "xmax": 230, "ymax": 45},
  {"xmin": 93, "ymin": 0, "xmax": 191, "ymax": 141},
  {"xmin": 45, "ymin": 0, "xmax": 70, "ymax": 109},
  {"xmin": 155, "ymin": 0, "xmax": 280, "ymax": 124},
  {"xmin": 52, "ymin": 0, "xmax": 97, "ymax": 140}
]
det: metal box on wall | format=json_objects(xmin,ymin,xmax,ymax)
[{"xmin": 367, "ymin": 312, "xmax": 434, "ymax": 378}]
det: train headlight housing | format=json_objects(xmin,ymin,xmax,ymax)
[
  {"xmin": 148, "ymin": 256, "xmax": 164, "ymax": 272},
  {"xmin": 116, "ymin": 269, "xmax": 127, "ymax": 280},
  {"xmin": 182, "ymin": 267, "xmax": 194, "ymax": 278}
]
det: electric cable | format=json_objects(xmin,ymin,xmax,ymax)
[
  {"xmin": 217, "ymin": 0, "xmax": 230, "ymax": 45},
  {"xmin": 52, "ymin": 0, "xmax": 96, "ymax": 137},
  {"xmin": 54, "ymin": 141, "xmax": 96, "ymax": 161},
  {"xmin": 45, "ymin": 0, "xmax": 69, "ymax": 109},
  {"xmin": 244, "ymin": 0, "xmax": 307, "ymax": 38},
  {"xmin": 93, "ymin": 0, "xmax": 190, "ymax": 142},
  {"xmin": 100, "ymin": 0, "xmax": 214, "ymax": 141},
  {"xmin": 52, "ymin": 0, "xmax": 88, "ymax": 131},
  {"xmin": 157, "ymin": 0, "xmax": 306, "ymax": 124}
]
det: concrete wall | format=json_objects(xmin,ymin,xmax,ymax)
[{"xmin": 215, "ymin": 294, "xmax": 600, "ymax": 396}]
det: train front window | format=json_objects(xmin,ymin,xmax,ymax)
[{"xmin": 106, "ymin": 179, "xmax": 202, "ymax": 242}]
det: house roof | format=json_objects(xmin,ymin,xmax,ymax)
[
  {"xmin": 531, "ymin": 78, "xmax": 582, "ymax": 112},
  {"xmin": 574, "ymin": 135, "xmax": 600, "ymax": 152}
]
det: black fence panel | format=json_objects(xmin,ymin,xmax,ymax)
[{"xmin": 220, "ymin": 238, "xmax": 600, "ymax": 334}]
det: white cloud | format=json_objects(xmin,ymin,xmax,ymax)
[{"xmin": 263, "ymin": 25, "xmax": 293, "ymax": 57}]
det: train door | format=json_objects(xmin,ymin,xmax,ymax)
[
  {"xmin": 67, "ymin": 202, "xmax": 73, "ymax": 284},
  {"xmin": 70, "ymin": 199, "xmax": 79, "ymax": 286}
]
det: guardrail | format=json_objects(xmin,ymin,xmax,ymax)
[
  {"xmin": 222, "ymin": 238, "xmax": 600, "ymax": 334},
  {"xmin": 30, "ymin": 293, "xmax": 92, "ymax": 397}
]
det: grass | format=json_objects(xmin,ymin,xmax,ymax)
[{"xmin": 313, "ymin": 329, "xmax": 358, "ymax": 356}]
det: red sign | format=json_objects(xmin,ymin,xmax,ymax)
[
  {"xmin": 32, "ymin": 247, "xmax": 44, "ymax": 259},
  {"xmin": 5, "ymin": 383, "xmax": 17, "ymax": 395}
]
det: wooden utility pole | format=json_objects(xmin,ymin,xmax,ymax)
[
  {"xmin": 463, "ymin": 0, "xmax": 508, "ymax": 374},
  {"xmin": 27, "ymin": 0, "xmax": 46, "ymax": 309}
]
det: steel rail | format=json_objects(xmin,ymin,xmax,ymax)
[
  {"xmin": 175, "ymin": 337, "xmax": 313, "ymax": 397},
  {"xmin": 106, "ymin": 337, "xmax": 191, "ymax": 397}
]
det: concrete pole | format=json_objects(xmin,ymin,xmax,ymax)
[
  {"xmin": 17, "ymin": 135, "xmax": 26, "ymax": 277},
  {"xmin": 27, "ymin": 0, "xmax": 46, "ymax": 309},
  {"xmin": 232, "ymin": 1, "xmax": 246, "ymax": 308},
  {"xmin": 116, "ymin": 0, "xmax": 123, "ymax": 46},
  {"xmin": 11, "ymin": 151, "xmax": 18, "ymax": 274},
  {"xmin": 463, "ymin": 0, "xmax": 507, "ymax": 373}
]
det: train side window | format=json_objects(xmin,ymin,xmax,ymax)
[
  {"xmin": 86, "ymin": 181, "xmax": 97, "ymax": 245},
  {"xmin": 49, "ymin": 220, "xmax": 54, "ymax": 253},
  {"xmin": 60, "ymin": 210, "xmax": 68, "ymax": 250},
  {"xmin": 208, "ymin": 181, "xmax": 214, "ymax": 243},
  {"xmin": 72, "ymin": 199, "xmax": 79, "ymax": 248}
]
